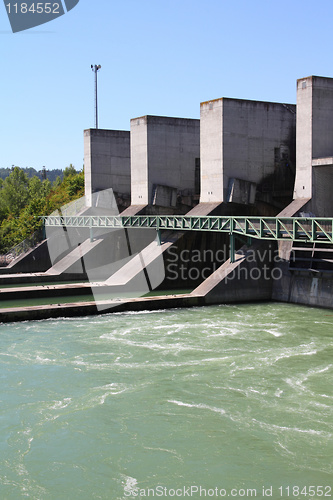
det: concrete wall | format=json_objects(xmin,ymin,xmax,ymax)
[
  {"xmin": 294, "ymin": 78, "xmax": 313, "ymax": 200},
  {"xmin": 288, "ymin": 273, "xmax": 333, "ymax": 309},
  {"xmin": 273, "ymin": 267, "xmax": 333, "ymax": 309},
  {"xmin": 84, "ymin": 129, "xmax": 130, "ymax": 206},
  {"xmin": 130, "ymin": 116, "xmax": 200, "ymax": 207},
  {"xmin": 192, "ymin": 240, "xmax": 276, "ymax": 304},
  {"xmin": 200, "ymin": 98, "xmax": 296, "ymax": 203},
  {"xmin": 294, "ymin": 76, "xmax": 333, "ymax": 216}
]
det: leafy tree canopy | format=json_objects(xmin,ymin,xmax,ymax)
[{"xmin": 0, "ymin": 165, "xmax": 84, "ymax": 254}]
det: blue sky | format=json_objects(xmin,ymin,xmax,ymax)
[{"xmin": 1, "ymin": 0, "xmax": 333, "ymax": 172}]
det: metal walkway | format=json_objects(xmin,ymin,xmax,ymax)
[{"xmin": 42, "ymin": 215, "xmax": 333, "ymax": 244}]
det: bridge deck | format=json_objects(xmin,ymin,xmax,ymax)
[{"xmin": 42, "ymin": 215, "xmax": 333, "ymax": 244}]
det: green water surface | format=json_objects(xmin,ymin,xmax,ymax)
[{"xmin": 0, "ymin": 303, "xmax": 332, "ymax": 499}]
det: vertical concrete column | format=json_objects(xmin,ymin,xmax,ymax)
[
  {"xmin": 130, "ymin": 116, "xmax": 200, "ymax": 208},
  {"xmin": 200, "ymin": 98, "xmax": 296, "ymax": 205},
  {"xmin": 84, "ymin": 129, "xmax": 131, "ymax": 207},
  {"xmin": 130, "ymin": 117, "xmax": 149, "ymax": 205},
  {"xmin": 294, "ymin": 77, "xmax": 313, "ymax": 200},
  {"xmin": 294, "ymin": 76, "xmax": 333, "ymax": 215},
  {"xmin": 200, "ymin": 99, "xmax": 224, "ymax": 203}
]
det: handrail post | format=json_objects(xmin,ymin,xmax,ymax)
[
  {"xmin": 230, "ymin": 218, "xmax": 235, "ymax": 263},
  {"xmin": 230, "ymin": 233, "xmax": 235, "ymax": 263},
  {"xmin": 312, "ymin": 218, "xmax": 316, "ymax": 242},
  {"xmin": 42, "ymin": 217, "xmax": 46, "ymax": 240},
  {"xmin": 156, "ymin": 216, "xmax": 161, "ymax": 245}
]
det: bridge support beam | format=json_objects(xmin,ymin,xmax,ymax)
[{"xmin": 230, "ymin": 233, "xmax": 235, "ymax": 263}]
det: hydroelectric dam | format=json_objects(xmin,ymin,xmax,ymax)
[{"xmin": 1, "ymin": 75, "xmax": 333, "ymax": 322}]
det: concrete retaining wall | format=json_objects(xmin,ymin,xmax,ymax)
[{"xmin": 192, "ymin": 240, "xmax": 276, "ymax": 304}]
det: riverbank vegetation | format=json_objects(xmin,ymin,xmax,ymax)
[{"xmin": 0, "ymin": 166, "xmax": 84, "ymax": 254}]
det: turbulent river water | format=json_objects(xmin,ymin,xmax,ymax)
[{"xmin": 0, "ymin": 302, "xmax": 332, "ymax": 499}]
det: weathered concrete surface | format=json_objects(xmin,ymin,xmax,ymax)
[
  {"xmin": 272, "ymin": 236, "xmax": 333, "ymax": 309},
  {"xmin": 294, "ymin": 76, "xmax": 333, "ymax": 216},
  {"xmin": 0, "ymin": 282, "xmax": 93, "ymax": 300},
  {"xmin": 271, "ymin": 241, "xmax": 294, "ymax": 303},
  {"xmin": 312, "ymin": 157, "xmax": 333, "ymax": 167},
  {"xmin": 105, "ymin": 237, "xmax": 172, "ymax": 286},
  {"xmin": 294, "ymin": 77, "xmax": 313, "ymax": 201},
  {"xmin": 103, "ymin": 202, "xmax": 222, "ymax": 288},
  {"xmin": 0, "ymin": 294, "xmax": 204, "ymax": 324},
  {"xmin": 0, "ymin": 273, "xmax": 89, "ymax": 286},
  {"xmin": 191, "ymin": 240, "xmax": 276, "ymax": 304},
  {"xmin": 45, "ymin": 238, "xmax": 102, "ymax": 275},
  {"xmin": 187, "ymin": 199, "xmax": 310, "ymax": 306},
  {"xmin": 130, "ymin": 116, "xmax": 200, "ymax": 207},
  {"xmin": 200, "ymin": 98, "xmax": 296, "ymax": 204},
  {"xmin": 277, "ymin": 198, "xmax": 311, "ymax": 217},
  {"xmin": 120, "ymin": 205, "xmax": 147, "ymax": 216},
  {"xmin": 272, "ymin": 197, "xmax": 333, "ymax": 306},
  {"xmin": 286, "ymin": 273, "xmax": 333, "ymax": 309},
  {"xmin": 0, "ymin": 239, "xmax": 52, "ymax": 274},
  {"xmin": 186, "ymin": 202, "xmax": 222, "ymax": 216},
  {"xmin": 84, "ymin": 129, "xmax": 131, "ymax": 207}
]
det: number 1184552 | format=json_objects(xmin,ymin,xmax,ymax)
[
  {"xmin": 6, "ymin": 3, "xmax": 61, "ymax": 14},
  {"xmin": 278, "ymin": 486, "xmax": 332, "ymax": 497}
]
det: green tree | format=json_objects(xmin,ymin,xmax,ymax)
[
  {"xmin": 63, "ymin": 164, "xmax": 77, "ymax": 178},
  {"xmin": 28, "ymin": 176, "xmax": 51, "ymax": 199},
  {"xmin": 0, "ymin": 166, "xmax": 84, "ymax": 253},
  {"xmin": 28, "ymin": 176, "xmax": 43, "ymax": 199},
  {"xmin": 53, "ymin": 176, "xmax": 62, "ymax": 189},
  {"xmin": 1, "ymin": 167, "xmax": 29, "ymax": 216},
  {"xmin": 66, "ymin": 170, "xmax": 84, "ymax": 197}
]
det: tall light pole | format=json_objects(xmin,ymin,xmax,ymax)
[{"xmin": 91, "ymin": 64, "xmax": 101, "ymax": 129}]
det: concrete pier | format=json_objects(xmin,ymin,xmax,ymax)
[
  {"xmin": 84, "ymin": 129, "xmax": 131, "ymax": 209},
  {"xmin": 130, "ymin": 116, "xmax": 200, "ymax": 211},
  {"xmin": 200, "ymin": 98, "xmax": 296, "ymax": 206},
  {"xmin": 294, "ymin": 76, "xmax": 333, "ymax": 216},
  {"xmin": 0, "ymin": 294, "xmax": 204, "ymax": 323}
]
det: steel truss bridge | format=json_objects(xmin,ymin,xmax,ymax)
[
  {"xmin": 42, "ymin": 215, "xmax": 333, "ymax": 241},
  {"xmin": 42, "ymin": 215, "xmax": 333, "ymax": 263}
]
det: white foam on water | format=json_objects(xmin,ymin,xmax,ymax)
[
  {"xmin": 285, "ymin": 377, "xmax": 308, "ymax": 393},
  {"xmin": 168, "ymin": 399, "xmax": 226, "ymax": 416},
  {"xmin": 275, "ymin": 441, "xmax": 296, "ymax": 456},
  {"xmin": 49, "ymin": 397, "xmax": 72, "ymax": 410},
  {"xmin": 320, "ymin": 393, "xmax": 333, "ymax": 399},
  {"xmin": 113, "ymin": 309, "xmax": 167, "ymax": 316},
  {"xmin": 99, "ymin": 335, "xmax": 211, "ymax": 355},
  {"xmin": 252, "ymin": 418, "xmax": 332, "ymax": 438},
  {"xmin": 114, "ymin": 355, "xmax": 230, "ymax": 370},
  {"xmin": 266, "ymin": 329, "xmax": 284, "ymax": 337},
  {"xmin": 97, "ymin": 383, "xmax": 129, "ymax": 405},
  {"xmin": 313, "ymin": 401, "xmax": 331, "ymax": 409},
  {"xmin": 307, "ymin": 364, "xmax": 332, "ymax": 376},
  {"xmin": 122, "ymin": 474, "xmax": 139, "ymax": 497},
  {"xmin": 35, "ymin": 355, "xmax": 54, "ymax": 364}
]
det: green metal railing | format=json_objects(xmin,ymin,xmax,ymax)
[{"xmin": 42, "ymin": 215, "xmax": 333, "ymax": 244}]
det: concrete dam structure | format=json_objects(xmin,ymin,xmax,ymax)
[{"xmin": 1, "ymin": 74, "xmax": 333, "ymax": 322}]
